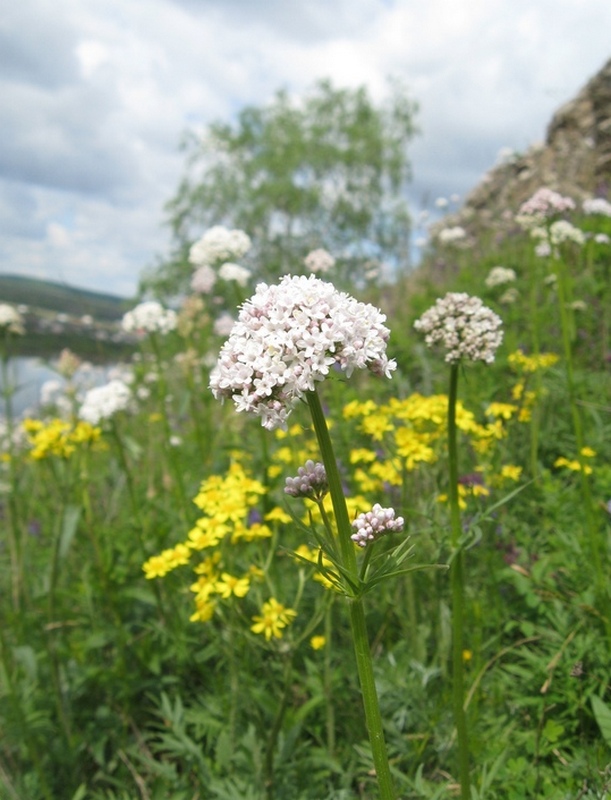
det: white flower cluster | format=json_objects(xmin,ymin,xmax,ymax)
[
  {"xmin": 499, "ymin": 287, "xmax": 519, "ymax": 305},
  {"xmin": 210, "ymin": 274, "xmax": 396, "ymax": 430},
  {"xmin": 437, "ymin": 226, "xmax": 467, "ymax": 244},
  {"xmin": 189, "ymin": 226, "xmax": 251, "ymax": 268},
  {"xmin": 189, "ymin": 226, "xmax": 253, "ymax": 294},
  {"xmin": 121, "ymin": 301, "xmax": 177, "ymax": 335},
  {"xmin": 414, "ymin": 292, "xmax": 503, "ymax": 364},
  {"xmin": 0, "ymin": 303, "xmax": 25, "ymax": 335},
  {"xmin": 304, "ymin": 248, "xmax": 336, "ymax": 274},
  {"xmin": 218, "ymin": 262, "xmax": 251, "ymax": 286},
  {"xmin": 516, "ymin": 188, "xmax": 575, "ymax": 228},
  {"xmin": 79, "ymin": 380, "xmax": 132, "ymax": 425},
  {"xmin": 190, "ymin": 264, "xmax": 216, "ymax": 294},
  {"xmin": 284, "ymin": 460, "xmax": 328, "ymax": 500},
  {"xmin": 530, "ymin": 220, "xmax": 585, "ymax": 257},
  {"xmin": 583, "ymin": 197, "xmax": 611, "ymax": 217},
  {"xmin": 485, "ymin": 266, "xmax": 516, "ymax": 288},
  {"xmin": 351, "ymin": 504, "xmax": 404, "ymax": 548},
  {"xmin": 548, "ymin": 220, "xmax": 586, "ymax": 247}
]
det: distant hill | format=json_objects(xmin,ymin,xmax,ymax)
[{"xmin": 0, "ymin": 274, "xmax": 132, "ymax": 321}]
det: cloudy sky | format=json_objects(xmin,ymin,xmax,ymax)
[{"xmin": 2, "ymin": 0, "xmax": 610, "ymax": 297}]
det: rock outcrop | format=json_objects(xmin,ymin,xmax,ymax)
[{"xmin": 432, "ymin": 56, "xmax": 611, "ymax": 240}]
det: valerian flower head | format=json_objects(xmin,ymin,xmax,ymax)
[
  {"xmin": 437, "ymin": 226, "xmax": 467, "ymax": 244},
  {"xmin": 304, "ymin": 248, "xmax": 335, "ymax": 274},
  {"xmin": 548, "ymin": 220, "xmax": 586, "ymax": 247},
  {"xmin": 218, "ymin": 262, "xmax": 252, "ymax": 286},
  {"xmin": 414, "ymin": 292, "xmax": 503, "ymax": 364},
  {"xmin": 210, "ymin": 274, "xmax": 396, "ymax": 430},
  {"xmin": 582, "ymin": 197, "xmax": 611, "ymax": 217},
  {"xmin": 121, "ymin": 301, "xmax": 177, "ymax": 335},
  {"xmin": 189, "ymin": 226, "xmax": 251, "ymax": 268},
  {"xmin": 285, "ymin": 460, "xmax": 328, "ymax": 500},
  {"xmin": 485, "ymin": 266, "xmax": 516, "ymax": 288},
  {"xmin": 516, "ymin": 187, "xmax": 575, "ymax": 229},
  {"xmin": 191, "ymin": 264, "xmax": 217, "ymax": 294},
  {"xmin": 351, "ymin": 504, "xmax": 404, "ymax": 548},
  {"xmin": 0, "ymin": 304, "xmax": 25, "ymax": 335},
  {"xmin": 78, "ymin": 379, "xmax": 133, "ymax": 425}
]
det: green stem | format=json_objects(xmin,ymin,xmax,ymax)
[
  {"xmin": 323, "ymin": 604, "xmax": 336, "ymax": 756},
  {"xmin": 554, "ymin": 258, "xmax": 603, "ymax": 599},
  {"xmin": 306, "ymin": 388, "xmax": 396, "ymax": 800},
  {"xmin": 110, "ymin": 420, "xmax": 167, "ymax": 621},
  {"xmin": 264, "ymin": 652, "xmax": 294, "ymax": 800},
  {"xmin": 448, "ymin": 364, "xmax": 471, "ymax": 800},
  {"xmin": 149, "ymin": 334, "xmax": 189, "ymax": 520}
]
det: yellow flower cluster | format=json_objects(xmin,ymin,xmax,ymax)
[
  {"xmin": 554, "ymin": 447, "xmax": 596, "ymax": 476},
  {"xmin": 507, "ymin": 349, "xmax": 559, "ymax": 422},
  {"xmin": 143, "ymin": 461, "xmax": 294, "ymax": 627},
  {"xmin": 343, "ymin": 394, "xmax": 511, "ymax": 496},
  {"xmin": 22, "ymin": 418, "xmax": 101, "ymax": 460},
  {"xmin": 438, "ymin": 482, "xmax": 490, "ymax": 510},
  {"xmin": 507, "ymin": 350, "xmax": 559, "ymax": 373}
]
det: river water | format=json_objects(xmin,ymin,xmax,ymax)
[{"xmin": 0, "ymin": 356, "xmax": 114, "ymax": 418}]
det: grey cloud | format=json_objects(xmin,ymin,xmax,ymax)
[
  {"xmin": 0, "ymin": 80, "xmax": 140, "ymax": 198},
  {"xmin": 0, "ymin": 180, "xmax": 46, "ymax": 240},
  {"xmin": 167, "ymin": 0, "xmax": 378, "ymax": 41},
  {"xmin": 0, "ymin": 4, "xmax": 78, "ymax": 89}
]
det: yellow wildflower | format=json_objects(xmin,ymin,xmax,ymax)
[
  {"xmin": 499, "ymin": 465, "xmax": 523, "ymax": 482},
  {"xmin": 190, "ymin": 596, "xmax": 216, "ymax": 623},
  {"xmin": 485, "ymin": 402, "xmax": 517, "ymax": 420},
  {"xmin": 251, "ymin": 598, "xmax": 297, "ymax": 640},
  {"xmin": 265, "ymin": 507, "xmax": 293, "ymax": 524},
  {"xmin": 142, "ymin": 555, "xmax": 172, "ymax": 580},
  {"xmin": 350, "ymin": 448, "xmax": 378, "ymax": 464},
  {"xmin": 214, "ymin": 573, "xmax": 251, "ymax": 599},
  {"xmin": 310, "ymin": 636, "xmax": 326, "ymax": 651},
  {"xmin": 554, "ymin": 457, "xmax": 592, "ymax": 475}
]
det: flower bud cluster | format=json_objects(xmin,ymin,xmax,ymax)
[
  {"xmin": 351, "ymin": 504, "xmax": 404, "ymax": 548},
  {"xmin": 210, "ymin": 274, "xmax": 396, "ymax": 430},
  {"xmin": 79, "ymin": 379, "xmax": 133, "ymax": 425},
  {"xmin": 284, "ymin": 460, "xmax": 328, "ymax": 500},
  {"xmin": 121, "ymin": 301, "xmax": 177, "ymax": 335},
  {"xmin": 414, "ymin": 292, "xmax": 503, "ymax": 364}
]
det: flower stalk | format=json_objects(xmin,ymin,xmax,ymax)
[
  {"xmin": 307, "ymin": 388, "xmax": 396, "ymax": 800},
  {"xmin": 448, "ymin": 364, "xmax": 471, "ymax": 800}
]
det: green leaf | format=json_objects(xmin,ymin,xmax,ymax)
[
  {"xmin": 542, "ymin": 718, "xmax": 564, "ymax": 743},
  {"xmin": 591, "ymin": 695, "xmax": 611, "ymax": 748},
  {"xmin": 58, "ymin": 505, "xmax": 81, "ymax": 561}
]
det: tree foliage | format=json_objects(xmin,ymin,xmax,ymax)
[{"xmin": 143, "ymin": 78, "xmax": 418, "ymax": 296}]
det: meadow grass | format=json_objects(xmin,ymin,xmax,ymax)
[{"xmin": 1, "ymin": 200, "xmax": 611, "ymax": 799}]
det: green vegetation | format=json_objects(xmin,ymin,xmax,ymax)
[
  {"xmin": 1, "ymin": 190, "xmax": 611, "ymax": 799},
  {"xmin": 142, "ymin": 78, "xmax": 417, "ymax": 296}
]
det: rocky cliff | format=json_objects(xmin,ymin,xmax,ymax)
[{"xmin": 431, "ymin": 56, "xmax": 611, "ymax": 241}]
